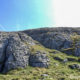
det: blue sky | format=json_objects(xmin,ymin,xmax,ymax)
[
  {"xmin": 0, "ymin": 0, "xmax": 54, "ymax": 31},
  {"xmin": 0, "ymin": 0, "xmax": 80, "ymax": 31}
]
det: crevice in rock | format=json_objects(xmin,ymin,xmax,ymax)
[
  {"xmin": 17, "ymin": 33, "xmax": 22, "ymax": 42},
  {"xmin": 0, "ymin": 38, "xmax": 9, "ymax": 73}
]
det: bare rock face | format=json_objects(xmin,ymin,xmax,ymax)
[
  {"xmin": 0, "ymin": 32, "xmax": 33, "ymax": 73},
  {"xmin": 0, "ymin": 32, "xmax": 49, "ymax": 73},
  {"xmin": 1, "ymin": 27, "xmax": 80, "ymax": 73},
  {"xmin": 29, "ymin": 51, "xmax": 49, "ymax": 68},
  {"xmin": 18, "ymin": 32, "xmax": 35, "ymax": 45},
  {"xmin": 3, "ymin": 35, "xmax": 30, "ymax": 73},
  {"xmin": 25, "ymin": 27, "xmax": 80, "ymax": 56}
]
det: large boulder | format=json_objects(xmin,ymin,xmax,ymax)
[
  {"xmin": 29, "ymin": 51, "xmax": 49, "ymax": 68},
  {"xmin": 3, "ymin": 34, "xmax": 30, "ymax": 73}
]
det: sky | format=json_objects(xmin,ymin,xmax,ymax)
[
  {"xmin": 54, "ymin": 0, "xmax": 80, "ymax": 27},
  {"xmin": 0, "ymin": 0, "xmax": 80, "ymax": 31}
]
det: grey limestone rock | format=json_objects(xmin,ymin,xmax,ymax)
[
  {"xmin": 29, "ymin": 51, "xmax": 49, "ymax": 68},
  {"xmin": 0, "ymin": 32, "xmax": 34, "ymax": 73},
  {"xmin": 25, "ymin": 27, "xmax": 80, "ymax": 56},
  {"xmin": 3, "ymin": 36, "xmax": 30, "ymax": 73},
  {"xmin": 0, "ymin": 32, "xmax": 50, "ymax": 73}
]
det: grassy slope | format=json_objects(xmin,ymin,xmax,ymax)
[{"xmin": 0, "ymin": 44, "xmax": 80, "ymax": 80}]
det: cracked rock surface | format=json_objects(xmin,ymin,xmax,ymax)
[
  {"xmin": 0, "ymin": 32, "xmax": 31, "ymax": 73},
  {"xmin": 29, "ymin": 51, "xmax": 49, "ymax": 68},
  {"xmin": 25, "ymin": 27, "xmax": 80, "ymax": 56},
  {"xmin": 0, "ymin": 32, "xmax": 49, "ymax": 73}
]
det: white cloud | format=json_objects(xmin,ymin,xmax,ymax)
[{"xmin": 53, "ymin": 0, "xmax": 80, "ymax": 27}]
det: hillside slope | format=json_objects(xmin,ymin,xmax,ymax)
[
  {"xmin": 0, "ymin": 27, "xmax": 80, "ymax": 80},
  {"xmin": 25, "ymin": 27, "xmax": 80, "ymax": 56}
]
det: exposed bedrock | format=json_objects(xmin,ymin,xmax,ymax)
[
  {"xmin": 29, "ymin": 51, "xmax": 49, "ymax": 68},
  {"xmin": 1, "ymin": 27, "xmax": 80, "ymax": 72},
  {"xmin": 0, "ymin": 32, "xmax": 49, "ymax": 73},
  {"xmin": 25, "ymin": 28, "xmax": 80, "ymax": 56}
]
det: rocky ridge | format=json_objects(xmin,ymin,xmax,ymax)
[{"xmin": 25, "ymin": 27, "xmax": 80, "ymax": 56}]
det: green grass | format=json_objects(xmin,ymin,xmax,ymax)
[{"xmin": 0, "ymin": 44, "xmax": 80, "ymax": 80}]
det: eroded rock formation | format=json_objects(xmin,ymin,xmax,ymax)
[
  {"xmin": 0, "ymin": 32, "xmax": 49, "ymax": 73},
  {"xmin": 1, "ymin": 27, "xmax": 80, "ymax": 73},
  {"xmin": 25, "ymin": 27, "xmax": 80, "ymax": 56}
]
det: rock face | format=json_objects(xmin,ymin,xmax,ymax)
[
  {"xmin": 1, "ymin": 27, "xmax": 80, "ymax": 73},
  {"xmin": 3, "ymin": 36, "xmax": 30, "ymax": 73},
  {"xmin": 0, "ymin": 32, "xmax": 32, "ymax": 73},
  {"xmin": 25, "ymin": 27, "xmax": 80, "ymax": 56},
  {"xmin": 0, "ymin": 33, "xmax": 9, "ymax": 72},
  {"xmin": 0, "ymin": 32, "xmax": 49, "ymax": 73},
  {"xmin": 18, "ymin": 32, "xmax": 35, "ymax": 45},
  {"xmin": 29, "ymin": 51, "xmax": 49, "ymax": 68}
]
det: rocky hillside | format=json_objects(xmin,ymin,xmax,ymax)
[
  {"xmin": 0, "ymin": 27, "xmax": 80, "ymax": 80},
  {"xmin": 0, "ymin": 32, "xmax": 49, "ymax": 73},
  {"xmin": 25, "ymin": 27, "xmax": 80, "ymax": 56}
]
